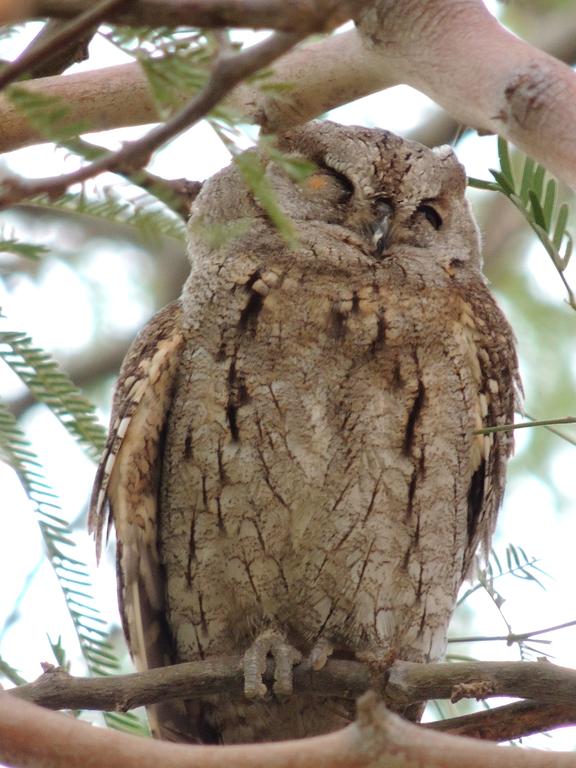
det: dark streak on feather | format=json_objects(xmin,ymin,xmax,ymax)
[
  {"xmin": 239, "ymin": 291, "xmax": 264, "ymax": 333},
  {"xmin": 226, "ymin": 403, "xmax": 239, "ymax": 442},
  {"xmin": 327, "ymin": 307, "xmax": 347, "ymax": 340},
  {"xmin": 370, "ymin": 312, "xmax": 386, "ymax": 355},
  {"xmin": 183, "ymin": 426, "xmax": 193, "ymax": 459},
  {"xmin": 467, "ymin": 460, "xmax": 486, "ymax": 541},
  {"xmin": 403, "ymin": 380, "xmax": 425, "ymax": 455},
  {"xmin": 215, "ymin": 495, "xmax": 224, "ymax": 533},
  {"xmin": 186, "ymin": 514, "xmax": 196, "ymax": 587}
]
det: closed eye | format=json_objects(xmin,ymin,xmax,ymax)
[
  {"xmin": 416, "ymin": 203, "xmax": 442, "ymax": 230},
  {"xmin": 318, "ymin": 163, "xmax": 354, "ymax": 202}
]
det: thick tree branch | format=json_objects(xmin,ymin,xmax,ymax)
[
  {"xmin": 355, "ymin": 0, "xmax": 576, "ymax": 187},
  {"xmin": 0, "ymin": 31, "xmax": 305, "ymax": 208},
  {"xmin": 0, "ymin": 0, "xmax": 376, "ymax": 206},
  {"xmin": 24, "ymin": 0, "xmax": 365, "ymax": 33},
  {"xmin": 0, "ymin": 30, "xmax": 390, "ymax": 153},
  {"xmin": 3, "ymin": 0, "xmax": 575, "ymax": 189},
  {"xmin": 2, "ymin": 691, "xmax": 576, "ymax": 768}
]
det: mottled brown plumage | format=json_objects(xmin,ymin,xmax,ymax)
[{"xmin": 90, "ymin": 121, "xmax": 521, "ymax": 744}]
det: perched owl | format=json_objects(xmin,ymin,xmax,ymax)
[{"xmin": 90, "ymin": 121, "xmax": 521, "ymax": 744}]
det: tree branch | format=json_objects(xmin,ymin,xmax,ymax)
[
  {"xmin": 3, "ymin": 0, "xmax": 576, "ymax": 189},
  {"xmin": 355, "ymin": 0, "xmax": 576, "ymax": 187},
  {"xmin": 23, "ymin": 0, "xmax": 366, "ymax": 33},
  {"xmin": 448, "ymin": 618, "xmax": 576, "ymax": 645},
  {"xmin": 0, "ymin": 0, "xmax": 127, "ymax": 91},
  {"xmin": 0, "ymin": 30, "xmax": 305, "ymax": 208},
  {"xmin": 16, "ymin": 19, "xmax": 95, "ymax": 78},
  {"xmin": 9, "ymin": 656, "xmax": 576, "ymax": 736},
  {"xmin": 2, "ymin": 690, "xmax": 576, "ymax": 768},
  {"xmin": 429, "ymin": 700, "xmax": 576, "ymax": 741},
  {"xmin": 0, "ymin": 29, "xmax": 392, "ymax": 153}
]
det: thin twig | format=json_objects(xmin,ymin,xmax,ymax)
[
  {"xmin": 475, "ymin": 416, "xmax": 576, "ymax": 435},
  {"xmin": 0, "ymin": 31, "xmax": 304, "ymax": 210},
  {"xmin": 17, "ymin": 19, "xmax": 96, "ymax": 79},
  {"xmin": 524, "ymin": 411, "xmax": 576, "ymax": 447},
  {"xmin": 0, "ymin": 0, "xmax": 127, "ymax": 92},
  {"xmin": 64, "ymin": 136, "xmax": 202, "ymax": 219},
  {"xmin": 448, "ymin": 619, "xmax": 576, "ymax": 646}
]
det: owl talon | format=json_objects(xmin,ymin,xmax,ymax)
[
  {"xmin": 309, "ymin": 638, "xmax": 334, "ymax": 671},
  {"xmin": 243, "ymin": 628, "xmax": 302, "ymax": 699}
]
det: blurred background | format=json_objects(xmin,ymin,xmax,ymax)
[{"xmin": 0, "ymin": 0, "xmax": 575, "ymax": 750}]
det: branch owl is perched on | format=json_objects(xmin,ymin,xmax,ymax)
[{"xmin": 90, "ymin": 120, "xmax": 521, "ymax": 744}]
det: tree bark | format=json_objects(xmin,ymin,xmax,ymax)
[{"xmin": 2, "ymin": 691, "xmax": 576, "ymax": 768}]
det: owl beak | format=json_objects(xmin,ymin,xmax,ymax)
[{"xmin": 372, "ymin": 212, "xmax": 393, "ymax": 257}]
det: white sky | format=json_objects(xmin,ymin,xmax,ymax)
[{"xmin": 1, "ymin": 4, "xmax": 576, "ymax": 752}]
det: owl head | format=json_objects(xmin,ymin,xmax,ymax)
[{"xmin": 189, "ymin": 120, "xmax": 481, "ymax": 275}]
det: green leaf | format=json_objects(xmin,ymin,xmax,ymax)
[
  {"xmin": 48, "ymin": 635, "xmax": 69, "ymax": 669},
  {"xmin": 497, "ymin": 136, "xmax": 514, "ymax": 188},
  {"xmin": 28, "ymin": 188, "xmax": 186, "ymax": 245},
  {"xmin": 0, "ymin": 656, "xmax": 27, "ymax": 686},
  {"xmin": 467, "ymin": 175, "xmax": 500, "ymax": 193},
  {"xmin": 488, "ymin": 169, "xmax": 514, "ymax": 196},
  {"xmin": 542, "ymin": 178, "xmax": 557, "ymax": 232},
  {"xmin": 528, "ymin": 190, "xmax": 546, "ymax": 230},
  {"xmin": 139, "ymin": 49, "xmax": 209, "ymax": 118},
  {"xmin": 530, "ymin": 164, "xmax": 545, "ymax": 204},
  {"xmin": 234, "ymin": 151, "xmax": 297, "ymax": 247},
  {"xmin": 0, "ymin": 331, "xmax": 106, "ymax": 459},
  {"xmin": 552, "ymin": 202, "xmax": 569, "ymax": 251},
  {"xmin": 6, "ymin": 86, "xmax": 89, "ymax": 143},
  {"xmin": 263, "ymin": 142, "xmax": 317, "ymax": 183},
  {"xmin": 519, "ymin": 156, "xmax": 535, "ymax": 206},
  {"xmin": 0, "ymin": 401, "xmax": 147, "ymax": 732},
  {"xmin": 559, "ymin": 232, "xmax": 573, "ymax": 270},
  {"xmin": 0, "ymin": 237, "xmax": 48, "ymax": 260}
]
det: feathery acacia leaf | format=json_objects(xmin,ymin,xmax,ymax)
[
  {"xmin": 0, "ymin": 330, "xmax": 106, "ymax": 459},
  {"xmin": 0, "ymin": 402, "xmax": 145, "ymax": 733},
  {"xmin": 6, "ymin": 85, "xmax": 89, "ymax": 142},
  {"xmin": 28, "ymin": 188, "xmax": 186, "ymax": 244},
  {"xmin": 469, "ymin": 138, "xmax": 575, "ymax": 309},
  {"xmin": 0, "ymin": 236, "xmax": 48, "ymax": 260}
]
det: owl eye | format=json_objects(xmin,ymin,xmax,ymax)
[
  {"xmin": 322, "ymin": 167, "xmax": 354, "ymax": 201},
  {"xmin": 302, "ymin": 164, "xmax": 354, "ymax": 203},
  {"xmin": 417, "ymin": 203, "xmax": 442, "ymax": 230}
]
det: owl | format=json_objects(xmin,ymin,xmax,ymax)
[{"xmin": 90, "ymin": 121, "xmax": 521, "ymax": 744}]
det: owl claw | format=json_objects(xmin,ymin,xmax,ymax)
[
  {"xmin": 243, "ymin": 628, "xmax": 302, "ymax": 699},
  {"xmin": 309, "ymin": 638, "xmax": 334, "ymax": 671}
]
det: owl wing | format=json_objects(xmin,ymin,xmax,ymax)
[
  {"xmin": 461, "ymin": 292, "xmax": 522, "ymax": 571},
  {"xmin": 89, "ymin": 300, "xmax": 189, "ymax": 738}
]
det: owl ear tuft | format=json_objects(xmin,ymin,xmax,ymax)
[
  {"xmin": 433, "ymin": 145, "xmax": 467, "ymax": 194},
  {"xmin": 433, "ymin": 145, "xmax": 455, "ymax": 162}
]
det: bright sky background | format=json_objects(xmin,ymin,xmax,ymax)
[{"xmin": 1, "ymin": 1, "xmax": 576, "ymax": 752}]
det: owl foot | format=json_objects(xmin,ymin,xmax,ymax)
[
  {"xmin": 243, "ymin": 628, "xmax": 302, "ymax": 699},
  {"xmin": 308, "ymin": 638, "xmax": 334, "ymax": 671}
]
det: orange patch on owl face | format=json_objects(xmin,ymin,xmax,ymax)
[{"xmin": 304, "ymin": 175, "xmax": 330, "ymax": 192}]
